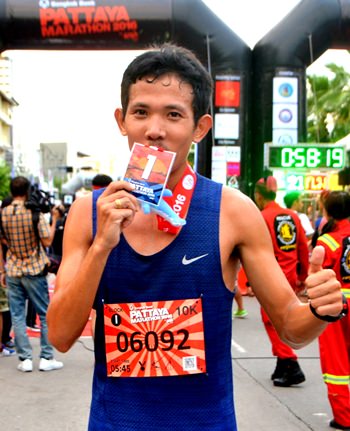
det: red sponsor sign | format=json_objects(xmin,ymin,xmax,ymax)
[
  {"xmin": 304, "ymin": 174, "xmax": 328, "ymax": 191},
  {"xmin": 39, "ymin": 4, "xmax": 139, "ymax": 41},
  {"xmin": 104, "ymin": 298, "xmax": 206, "ymax": 377},
  {"xmin": 215, "ymin": 80, "xmax": 240, "ymax": 107},
  {"xmin": 227, "ymin": 161, "xmax": 240, "ymax": 176}
]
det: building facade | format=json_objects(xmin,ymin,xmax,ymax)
[{"xmin": 0, "ymin": 54, "xmax": 17, "ymax": 167}]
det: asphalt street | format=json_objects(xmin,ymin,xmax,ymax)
[{"xmin": 0, "ymin": 296, "xmax": 334, "ymax": 431}]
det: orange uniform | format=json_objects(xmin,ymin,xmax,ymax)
[
  {"xmin": 261, "ymin": 201, "xmax": 309, "ymax": 360},
  {"xmin": 317, "ymin": 219, "xmax": 350, "ymax": 427}
]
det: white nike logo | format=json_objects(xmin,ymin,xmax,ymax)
[{"xmin": 182, "ymin": 253, "xmax": 209, "ymax": 265}]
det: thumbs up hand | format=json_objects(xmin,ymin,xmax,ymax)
[
  {"xmin": 305, "ymin": 246, "xmax": 343, "ymax": 318},
  {"xmin": 308, "ymin": 245, "xmax": 325, "ymax": 275}
]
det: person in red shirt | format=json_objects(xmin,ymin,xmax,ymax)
[
  {"xmin": 316, "ymin": 191, "xmax": 350, "ymax": 431},
  {"xmin": 254, "ymin": 176, "xmax": 309, "ymax": 387}
]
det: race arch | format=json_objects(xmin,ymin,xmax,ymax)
[
  {"xmin": 1, "ymin": 0, "xmax": 350, "ymax": 194},
  {"xmin": 0, "ymin": 0, "xmax": 251, "ymax": 192},
  {"xmin": 252, "ymin": 0, "xmax": 350, "ymax": 192}
]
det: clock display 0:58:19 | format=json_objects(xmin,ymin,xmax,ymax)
[{"xmin": 268, "ymin": 145, "xmax": 344, "ymax": 169}]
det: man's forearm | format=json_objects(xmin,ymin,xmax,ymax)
[
  {"xmin": 279, "ymin": 301, "xmax": 327, "ymax": 349},
  {"xmin": 47, "ymin": 241, "xmax": 110, "ymax": 352}
]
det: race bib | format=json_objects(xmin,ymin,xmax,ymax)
[{"xmin": 104, "ymin": 298, "xmax": 206, "ymax": 377}]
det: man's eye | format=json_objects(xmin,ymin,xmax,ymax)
[
  {"xmin": 134, "ymin": 109, "xmax": 147, "ymax": 116},
  {"xmin": 169, "ymin": 112, "xmax": 181, "ymax": 118}
]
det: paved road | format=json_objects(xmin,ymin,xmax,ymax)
[
  {"xmin": 1, "ymin": 296, "xmax": 333, "ymax": 430},
  {"xmin": 232, "ymin": 296, "xmax": 332, "ymax": 431}
]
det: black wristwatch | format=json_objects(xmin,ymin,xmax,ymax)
[{"xmin": 309, "ymin": 293, "xmax": 348, "ymax": 323}]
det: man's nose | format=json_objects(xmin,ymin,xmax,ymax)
[{"xmin": 145, "ymin": 116, "xmax": 166, "ymax": 140}]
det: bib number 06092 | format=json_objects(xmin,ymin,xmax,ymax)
[{"xmin": 115, "ymin": 329, "xmax": 190, "ymax": 353}]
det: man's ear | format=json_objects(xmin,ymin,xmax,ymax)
[
  {"xmin": 254, "ymin": 192, "xmax": 261, "ymax": 207},
  {"xmin": 114, "ymin": 108, "xmax": 127, "ymax": 136},
  {"xmin": 193, "ymin": 114, "xmax": 213, "ymax": 143}
]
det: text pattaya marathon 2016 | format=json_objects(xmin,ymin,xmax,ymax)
[{"xmin": 39, "ymin": 3, "xmax": 139, "ymax": 41}]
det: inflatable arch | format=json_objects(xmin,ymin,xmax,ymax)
[
  {"xmin": 1, "ymin": 0, "xmax": 350, "ymax": 194},
  {"xmin": 253, "ymin": 0, "xmax": 350, "ymax": 192},
  {"xmin": 0, "ymin": 0, "xmax": 251, "ymax": 191}
]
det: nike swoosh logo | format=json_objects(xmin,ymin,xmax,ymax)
[{"xmin": 182, "ymin": 253, "xmax": 209, "ymax": 265}]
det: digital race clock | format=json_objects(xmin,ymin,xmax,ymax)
[{"xmin": 266, "ymin": 144, "xmax": 345, "ymax": 169}]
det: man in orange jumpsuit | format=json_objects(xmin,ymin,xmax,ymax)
[
  {"xmin": 316, "ymin": 191, "xmax": 350, "ymax": 430},
  {"xmin": 254, "ymin": 177, "xmax": 309, "ymax": 386}
]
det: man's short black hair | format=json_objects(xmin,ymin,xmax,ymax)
[
  {"xmin": 120, "ymin": 43, "xmax": 213, "ymax": 125},
  {"xmin": 92, "ymin": 174, "xmax": 113, "ymax": 189},
  {"xmin": 254, "ymin": 176, "xmax": 277, "ymax": 201},
  {"xmin": 10, "ymin": 176, "xmax": 30, "ymax": 198}
]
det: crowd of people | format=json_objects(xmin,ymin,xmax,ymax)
[
  {"xmin": 0, "ymin": 43, "xmax": 349, "ymax": 430},
  {"xmin": 0, "ymin": 173, "xmax": 110, "ymax": 370},
  {"xmin": 254, "ymin": 177, "xmax": 350, "ymax": 429}
]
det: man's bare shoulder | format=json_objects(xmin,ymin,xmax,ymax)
[
  {"xmin": 64, "ymin": 193, "xmax": 93, "ymax": 243},
  {"xmin": 221, "ymin": 186, "xmax": 268, "ymax": 240},
  {"xmin": 221, "ymin": 186, "xmax": 259, "ymax": 214},
  {"xmin": 67, "ymin": 193, "xmax": 92, "ymax": 217}
]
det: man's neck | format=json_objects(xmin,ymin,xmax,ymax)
[
  {"xmin": 12, "ymin": 196, "xmax": 26, "ymax": 202},
  {"xmin": 262, "ymin": 199, "xmax": 275, "ymax": 210},
  {"xmin": 166, "ymin": 164, "xmax": 188, "ymax": 190}
]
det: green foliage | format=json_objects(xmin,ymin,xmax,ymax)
[
  {"xmin": 0, "ymin": 162, "xmax": 11, "ymax": 201},
  {"xmin": 187, "ymin": 143, "xmax": 196, "ymax": 168},
  {"xmin": 54, "ymin": 176, "xmax": 65, "ymax": 193},
  {"xmin": 307, "ymin": 64, "xmax": 350, "ymax": 142}
]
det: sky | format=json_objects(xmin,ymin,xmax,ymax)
[{"xmin": 4, "ymin": 0, "xmax": 350, "ymax": 179}]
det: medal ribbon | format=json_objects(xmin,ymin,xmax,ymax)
[{"xmin": 157, "ymin": 163, "xmax": 197, "ymax": 234}]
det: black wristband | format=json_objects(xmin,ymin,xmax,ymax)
[{"xmin": 309, "ymin": 293, "xmax": 348, "ymax": 322}]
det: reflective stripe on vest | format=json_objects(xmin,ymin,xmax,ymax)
[
  {"xmin": 323, "ymin": 373, "xmax": 350, "ymax": 385},
  {"xmin": 318, "ymin": 234, "xmax": 340, "ymax": 251},
  {"xmin": 342, "ymin": 288, "xmax": 350, "ymax": 299}
]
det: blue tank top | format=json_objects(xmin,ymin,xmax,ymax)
[{"xmin": 89, "ymin": 175, "xmax": 236, "ymax": 431}]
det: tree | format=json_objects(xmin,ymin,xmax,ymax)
[
  {"xmin": 307, "ymin": 64, "xmax": 350, "ymax": 143},
  {"xmin": 0, "ymin": 161, "xmax": 11, "ymax": 201}
]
